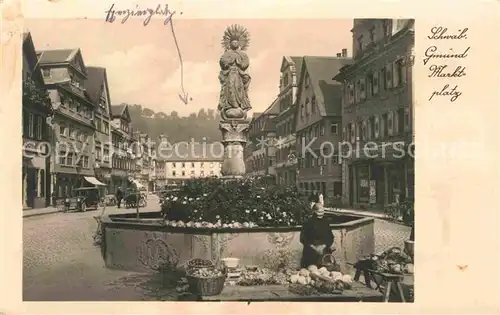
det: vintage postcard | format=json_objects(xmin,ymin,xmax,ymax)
[{"xmin": 1, "ymin": 0, "xmax": 499, "ymax": 313}]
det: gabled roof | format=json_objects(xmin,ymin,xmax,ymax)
[
  {"xmin": 251, "ymin": 98, "xmax": 280, "ymax": 133},
  {"xmin": 22, "ymin": 32, "xmax": 44, "ymax": 84},
  {"xmin": 37, "ymin": 49, "xmax": 76, "ymax": 63},
  {"xmin": 111, "ymin": 104, "xmax": 131, "ymax": 122},
  {"xmin": 84, "ymin": 67, "xmax": 112, "ymax": 115},
  {"xmin": 37, "ymin": 48, "xmax": 88, "ymax": 77},
  {"xmin": 290, "ymin": 56, "xmax": 304, "ymax": 78},
  {"xmin": 297, "ymin": 56, "xmax": 352, "ymax": 117}
]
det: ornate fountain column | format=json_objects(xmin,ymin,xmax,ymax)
[{"xmin": 217, "ymin": 24, "xmax": 253, "ymax": 179}]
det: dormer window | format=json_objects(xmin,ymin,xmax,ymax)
[
  {"xmin": 42, "ymin": 69, "xmax": 51, "ymax": 78},
  {"xmin": 369, "ymin": 26, "xmax": 376, "ymax": 43}
]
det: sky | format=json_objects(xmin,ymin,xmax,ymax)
[{"xmin": 25, "ymin": 18, "xmax": 353, "ymax": 117}]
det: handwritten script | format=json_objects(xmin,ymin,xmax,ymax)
[
  {"xmin": 104, "ymin": 4, "xmax": 190, "ymax": 105},
  {"xmin": 105, "ymin": 3, "xmax": 176, "ymax": 26},
  {"xmin": 425, "ymin": 26, "xmax": 469, "ymax": 103}
]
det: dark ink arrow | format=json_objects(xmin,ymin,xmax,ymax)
[{"xmin": 167, "ymin": 12, "xmax": 191, "ymax": 105}]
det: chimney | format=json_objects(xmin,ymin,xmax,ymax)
[
  {"xmin": 336, "ymin": 53, "xmax": 342, "ymax": 57},
  {"xmin": 341, "ymin": 48, "xmax": 347, "ymax": 57}
]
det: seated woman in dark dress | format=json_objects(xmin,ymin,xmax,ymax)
[{"xmin": 299, "ymin": 203, "xmax": 335, "ymax": 268}]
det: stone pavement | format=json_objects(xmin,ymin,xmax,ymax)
[
  {"xmin": 23, "ymin": 194, "xmax": 411, "ymax": 301},
  {"xmin": 23, "ymin": 206, "xmax": 63, "ymax": 218}
]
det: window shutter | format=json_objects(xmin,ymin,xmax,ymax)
[
  {"xmin": 392, "ymin": 61, "xmax": 400, "ymax": 88},
  {"xmin": 393, "ymin": 110, "xmax": 399, "ymax": 135},
  {"xmin": 404, "ymin": 108, "xmax": 411, "ymax": 131},
  {"xmin": 362, "ymin": 120, "xmax": 367, "ymax": 140},
  {"xmin": 360, "ymin": 77, "xmax": 366, "ymax": 100},
  {"xmin": 401, "ymin": 62, "xmax": 407, "ymax": 84},
  {"xmin": 367, "ymin": 119, "xmax": 372, "ymax": 140},
  {"xmin": 387, "ymin": 111, "xmax": 394, "ymax": 136},
  {"xmin": 373, "ymin": 72, "xmax": 379, "ymax": 95},
  {"xmin": 374, "ymin": 116, "xmax": 380, "ymax": 139},
  {"xmin": 350, "ymin": 123, "xmax": 356, "ymax": 143},
  {"xmin": 354, "ymin": 81, "xmax": 359, "ymax": 103},
  {"xmin": 386, "ymin": 64, "xmax": 393, "ymax": 89}
]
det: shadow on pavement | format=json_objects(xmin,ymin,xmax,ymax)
[{"xmin": 106, "ymin": 270, "xmax": 185, "ymax": 301}]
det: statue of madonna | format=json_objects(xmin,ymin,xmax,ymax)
[{"xmin": 217, "ymin": 24, "xmax": 252, "ymax": 120}]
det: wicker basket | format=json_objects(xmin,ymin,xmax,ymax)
[
  {"xmin": 186, "ymin": 272, "xmax": 226, "ymax": 296},
  {"xmin": 322, "ymin": 253, "xmax": 341, "ymax": 272}
]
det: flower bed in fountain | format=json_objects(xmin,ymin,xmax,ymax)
[
  {"xmin": 161, "ymin": 176, "xmax": 309, "ymax": 228},
  {"xmin": 100, "ymin": 176, "xmax": 375, "ymax": 273}
]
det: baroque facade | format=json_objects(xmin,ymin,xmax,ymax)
[
  {"xmin": 165, "ymin": 142, "xmax": 223, "ymax": 184},
  {"xmin": 273, "ymin": 56, "xmax": 302, "ymax": 187},
  {"xmin": 245, "ymin": 103, "xmax": 280, "ymax": 177},
  {"xmin": 37, "ymin": 48, "xmax": 100, "ymax": 199},
  {"xmin": 295, "ymin": 54, "xmax": 352, "ymax": 205},
  {"xmin": 333, "ymin": 19, "xmax": 415, "ymax": 208},
  {"xmin": 22, "ymin": 33, "xmax": 52, "ymax": 209}
]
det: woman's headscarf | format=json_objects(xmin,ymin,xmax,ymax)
[{"xmin": 312, "ymin": 203, "xmax": 325, "ymax": 218}]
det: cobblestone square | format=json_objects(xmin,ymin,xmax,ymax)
[{"xmin": 23, "ymin": 195, "xmax": 411, "ymax": 301}]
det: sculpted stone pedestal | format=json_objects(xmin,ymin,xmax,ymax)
[{"xmin": 219, "ymin": 120, "xmax": 250, "ymax": 179}]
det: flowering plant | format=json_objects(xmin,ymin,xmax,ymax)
[{"xmin": 161, "ymin": 176, "xmax": 309, "ymax": 227}]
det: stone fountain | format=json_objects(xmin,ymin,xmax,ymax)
[{"xmin": 98, "ymin": 25, "xmax": 375, "ymax": 275}]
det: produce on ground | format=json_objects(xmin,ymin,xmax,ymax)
[
  {"xmin": 288, "ymin": 265, "xmax": 353, "ymax": 294},
  {"xmin": 356, "ymin": 247, "xmax": 414, "ymax": 274},
  {"xmin": 236, "ymin": 267, "xmax": 289, "ymax": 286}
]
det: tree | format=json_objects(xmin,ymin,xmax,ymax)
[
  {"xmin": 142, "ymin": 108, "xmax": 154, "ymax": 117},
  {"xmin": 171, "ymin": 111, "xmax": 179, "ymax": 119}
]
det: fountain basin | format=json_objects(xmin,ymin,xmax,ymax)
[{"xmin": 100, "ymin": 212, "xmax": 374, "ymax": 273}]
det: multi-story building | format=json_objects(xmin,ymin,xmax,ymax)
[
  {"xmin": 37, "ymin": 48, "xmax": 98, "ymax": 197},
  {"xmin": 134, "ymin": 132, "xmax": 155, "ymax": 191},
  {"xmin": 245, "ymin": 101, "xmax": 280, "ymax": 177},
  {"xmin": 165, "ymin": 143, "xmax": 223, "ymax": 185},
  {"xmin": 110, "ymin": 104, "xmax": 136, "ymax": 192},
  {"xmin": 333, "ymin": 19, "xmax": 415, "ymax": 208},
  {"xmin": 22, "ymin": 32, "xmax": 52, "ymax": 208},
  {"xmin": 295, "ymin": 54, "xmax": 352, "ymax": 205},
  {"xmin": 273, "ymin": 56, "xmax": 302, "ymax": 187},
  {"xmin": 84, "ymin": 66, "xmax": 113, "ymax": 192},
  {"xmin": 153, "ymin": 157, "xmax": 167, "ymax": 190}
]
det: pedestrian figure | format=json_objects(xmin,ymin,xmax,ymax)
[
  {"xmin": 308, "ymin": 191, "xmax": 319, "ymax": 210},
  {"xmin": 116, "ymin": 187, "xmax": 124, "ymax": 208},
  {"xmin": 299, "ymin": 203, "xmax": 335, "ymax": 268}
]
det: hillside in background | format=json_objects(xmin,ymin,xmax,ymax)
[{"xmin": 124, "ymin": 104, "xmax": 223, "ymax": 143}]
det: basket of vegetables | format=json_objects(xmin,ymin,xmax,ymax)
[
  {"xmin": 186, "ymin": 265, "xmax": 227, "ymax": 296},
  {"xmin": 185, "ymin": 258, "xmax": 215, "ymax": 274}
]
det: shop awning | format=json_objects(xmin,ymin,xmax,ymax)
[{"xmin": 84, "ymin": 176, "xmax": 107, "ymax": 186}]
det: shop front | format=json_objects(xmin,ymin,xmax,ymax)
[
  {"xmin": 348, "ymin": 157, "xmax": 413, "ymax": 209},
  {"xmin": 22, "ymin": 156, "xmax": 50, "ymax": 209}
]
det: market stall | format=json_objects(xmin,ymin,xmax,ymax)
[{"xmin": 174, "ymin": 258, "xmax": 384, "ymax": 302}]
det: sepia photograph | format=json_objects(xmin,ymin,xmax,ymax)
[{"xmin": 22, "ymin": 16, "xmax": 415, "ymax": 302}]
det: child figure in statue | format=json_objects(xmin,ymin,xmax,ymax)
[{"xmin": 218, "ymin": 24, "xmax": 252, "ymax": 120}]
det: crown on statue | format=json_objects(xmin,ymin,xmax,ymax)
[{"xmin": 221, "ymin": 24, "xmax": 250, "ymax": 51}]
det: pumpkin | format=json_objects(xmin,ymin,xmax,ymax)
[
  {"xmin": 290, "ymin": 275, "xmax": 299, "ymax": 284},
  {"xmin": 299, "ymin": 268, "xmax": 309, "ymax": 277}
]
